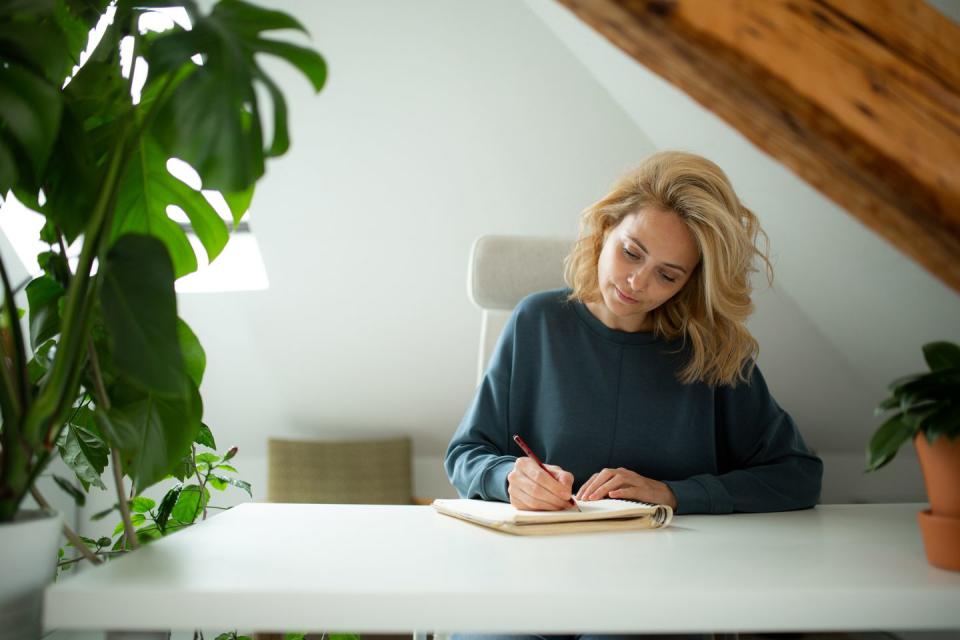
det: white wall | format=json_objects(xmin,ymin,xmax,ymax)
[{"xmin": 4, "ymin": 1, "xmax": 957, "ymax": 537}]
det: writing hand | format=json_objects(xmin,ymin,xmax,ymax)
[
  {"xmin": 507, "ymin": 456, "xmax": 576, "ymax": 511},
  {"xmin": 575, "ymin": 467, "xmax": 678, "ymax": 510}
]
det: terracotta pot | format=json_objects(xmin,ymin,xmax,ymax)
[
  {"xmin": 915, "ymin": 432, "xmax": 960, "ymax": 517},
  {"xmin": 914, "ymin": 433, "xmax": 960, "ymax": 571}
]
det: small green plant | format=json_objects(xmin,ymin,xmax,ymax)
[
  {"xmin": 56, "ymin": 436, "xmax": 250, "ymax": 574},
  {"xmin": 866, "ymin": 341, "xmax": 960, "ymax": 471}
]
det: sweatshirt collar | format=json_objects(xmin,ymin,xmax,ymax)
[{"xmin": 571, "ymin": 298, "xmax": 664, "ymax": 345}]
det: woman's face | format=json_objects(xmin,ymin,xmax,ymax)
[{"xmin": 589, "ymin": 207, "xmax": 700, "ymax": 332}]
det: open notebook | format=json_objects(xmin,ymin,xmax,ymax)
[{"xmin": 432, "ymin": 498, "xmax": 673, "ymax": 535}]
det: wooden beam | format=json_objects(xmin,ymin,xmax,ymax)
[{"xmin": 556, "ymin": 0, "xmax": 960, "ymax": 293}]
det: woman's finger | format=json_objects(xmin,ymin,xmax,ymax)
[
  {"xmin": 523, "ymin": 459, "xmax": 573, "ymax": 503},
  {"xmin": 588, "ymin": 472, "xmax": 628, "ymax": 500},
  {"xmin": 509, "ymin": 459, "xmax": 570, "ymax": 509},
  {"xmin": 578, "ymin": 468, "xmax": 614, "ymax": 501},
  {"xmin": 510, "ymin": 478, "xmax": 568, "ymax": 510}
]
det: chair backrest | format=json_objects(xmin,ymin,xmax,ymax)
[
  {"xmin": 467, "ymin": 235, "xmax": 573, "ymax": 384},
  {"xmin": 267, "ymin": 436, "xmax": 413, "ymax": 504}
]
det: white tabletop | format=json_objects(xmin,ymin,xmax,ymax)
[{"xmin": 45, "ymin": 502, "xmax": 960, "ymax": 634}]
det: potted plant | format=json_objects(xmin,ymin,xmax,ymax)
[
  {"xmin": 867, "ymin": 340, "xmax": 960, "ymax": 571},
  {"xmin": 0, "ymin": 0, "xmax": 325, "ymax": 636}
]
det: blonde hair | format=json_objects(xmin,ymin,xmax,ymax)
[{"xmin": 565, "ymin": 150, "xmax": 772, "ymax": 387}]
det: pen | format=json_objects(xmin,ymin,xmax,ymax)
[{"xmin": 512, "ymin": 434, "xmax": 581, "ymax": 511}]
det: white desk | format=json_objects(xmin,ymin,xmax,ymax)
[{"xmin": 44, "ymin": 502, "xmax": 960, "ymax": 634}]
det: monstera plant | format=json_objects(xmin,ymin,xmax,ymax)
[{"xmin": 0, "ymin": 0, "xmax": 324, "ymax": 570}]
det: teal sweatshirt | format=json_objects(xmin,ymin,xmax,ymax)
[{"xmin": 445, "ymin": 289, "xmax": 823, "ymax": 514}]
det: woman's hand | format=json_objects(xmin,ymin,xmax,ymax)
[
  {"xmin": 507, "ymin": 457, "xmax": 575, "ymax": 511},
  {"xmin": 575, "ymin": 467, "xmax": 678, "ymax": 510}
]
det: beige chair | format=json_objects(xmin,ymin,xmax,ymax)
[
  {"xmin": 263, "ymin": 437, "xmax": 415, "ymax": 640},
  {"xmin": 267, "ymin": 436, "xmax": 413, "ymax": 505}
]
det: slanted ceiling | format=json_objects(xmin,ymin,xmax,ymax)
[{"xmin": 556, "ymin": 0, "xmax": 960, "ymax": 293}]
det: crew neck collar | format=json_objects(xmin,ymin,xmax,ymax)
[{"xmin": 571, "ymin": 297, "xmax": 663, "ymax": 345}]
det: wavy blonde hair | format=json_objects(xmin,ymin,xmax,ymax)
[{"xmin": 565, "ymin": 151, "xmax": 772, "ymax": 387}]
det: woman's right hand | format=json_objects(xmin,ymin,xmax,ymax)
[{"xmin": 507, "ymin": 456, "xmax": 575, "ymax": 511}]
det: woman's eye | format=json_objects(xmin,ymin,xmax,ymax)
[
  {"xmin": 621, "ymin": 247, "xmax": 640, "ymax": 260},
  {"xmin": 660, "ymin": 272, "xmax": 677, "ymax": 284}
]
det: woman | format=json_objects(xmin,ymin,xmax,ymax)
[{"xmin": 445, "ymin": 151, "xmax": 822, "ymax": 514}]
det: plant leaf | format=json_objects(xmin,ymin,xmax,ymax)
[
  {"xmin": 52, "ymin": 474, "xmax": 85, "ymax": 506},
  {"xmin": 177, "ymin": 318, "xmax": 206, "ymax": 387},
  {"xmin": 145, "ymin": 1, "xmax": 325, "ymax": 192},
  {"xmin": 222, "ymin": 185, "xmax": 254, "ymax": 228},
  {"xmin": 99, "ymin": 234, "xmax": 187, "ymax": 397},
  {"xmin": 130, "ymin": 496, "xmax": 156, "ymax": 513},
  {"xmin": 98, "ymin": 378, "xmax": 203, "ymax": 492},
  {"xmin": 252, "ymin": 38, "xmax": 327, "ymax": 92},
  {"xmin": 218, "ymin": 474, "xmax": 251, "ymax": 497},
  {"xmin": 194, "ymin": 422, "xmax": 216, "ymax": 449},
  {"xmin": 253, "ymin": 68, "xmax": 287, "ymax": 157},
  {"xmin": 57, "ymin": 418, "xmax": 109, "ymax": 491},
  {"xmin": 211, "ymin": 0, "xmax": 308, "ymax": 37},
  {"xmin": 195, "ymin": 452, "xmax": 219, "ymax": 465},
  {"xmin": 156, "ymin": 484, "xmax": 182, "ymax": 533},
  {"xmin": 171, "ymin": 483, "xmax": 208, "ymax": 524},
  {"xmin": 874, "ymin": 394, "xmax": 899, "ymax": 416},
  {"xmin": 922, "ymin": 402, "xmax": 960, "ymax": 443},
  {"xmin": 91, "ymin": 505, "xmax": 117, "ymax": 520},
  {"xmin": 25, "ymin": 275, "xmax": 65, "ymax": 349},
  {"xmin": 923, "ymin": 341, "xmax": 960, "ymax": 372},
  {"xmin": 866, "ymin": 414, "xmax": 916, "ymax": 472},
  {"xmin": 112, "ymin": 136, "xmax": 229, "ymax": 278},
  {"xmin": 0, "ymin": 62, "xmax": 63, "ymax": 190}
]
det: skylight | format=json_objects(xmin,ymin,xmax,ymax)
[{"xmin": 0, "ymin": 191, "xmax": 269, "ymax": 294}]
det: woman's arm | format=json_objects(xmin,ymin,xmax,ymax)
[
  {"xmin": 665, "ymin": 365, "xmax": 823, "ymax": 514},
  {"xmin": 444, "ymin": 370, "xmax": 517, "ymax": 502}
]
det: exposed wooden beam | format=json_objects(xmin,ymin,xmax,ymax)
[{"xmin": 556, "ymin": 0, "xmax": 960, "ymax": 293}]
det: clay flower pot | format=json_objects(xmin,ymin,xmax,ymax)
[{"xmin": 915, "ymin": 433, "xmax": 960, "ymax": 571}]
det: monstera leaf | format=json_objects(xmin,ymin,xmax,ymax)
[
  {"xmin": 112, "ymin": 136, "xmax": 229, "ymax": 278},
  {"xmin": 145, "ymin": 0, "xmax": 326, "ymax": 192}
]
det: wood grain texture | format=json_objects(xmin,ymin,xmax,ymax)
[{"xmin": 556, "ymin": 0, "xmax": 960, "ymax": 292}]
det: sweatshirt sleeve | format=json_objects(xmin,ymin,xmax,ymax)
[
  {"xmin": 443, "ymin": 313, "xmax": 518, "ymax": 503},
  {"xmin": 664, "ymin": 364, "xmax": 823, "ymax": 515}
]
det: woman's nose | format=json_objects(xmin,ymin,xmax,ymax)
[{"xmin": 627, "ymin": 267, "xmax": 650, "ymax": 292}]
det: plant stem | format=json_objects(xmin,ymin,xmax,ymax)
[
  {"xmin": 191, "ymin": 445, "xmax": 208, "ymax": 521},
  {"xmin": 0, "ymin": 247, "xmax": 27, "ymax": 519},
  {"xmin": 25, "ymin": 116, "xmax": 134, "ymax": 450},
  {"xmin": 0, "ymin": 243, "xmax": 30, "ymax": 415},
  {"xmin": 111, "ymin": 448, "xmax": 138, "ymax": 550},
  {"xmin": 58, "ymin": 549, "xmax": 124, "ymax": 569},
  {"xmin": 30, "ymin": 486, "xmax": 101, "ymax": 565}
]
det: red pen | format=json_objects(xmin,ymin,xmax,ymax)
[{"xmin": 512, "ymin": 434, "xmax": 581, "ymax": 511}]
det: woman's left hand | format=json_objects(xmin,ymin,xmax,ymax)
[{"xmin": 575, "ymin": 467, "xmax": 678, "ymax": 510}]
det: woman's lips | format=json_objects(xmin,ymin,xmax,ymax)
[{"xmin": 615, "ymin": 286, "xmax": 638, "ymax": 303}]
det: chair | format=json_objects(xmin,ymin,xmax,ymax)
[
  {"xmin": 467, "ymin": 234, "xmax": 573, "ymax": 384},
  {"xmin": 263, "ymin": 437, "xmax": 415, "ymax": 640},
  {"xmin": 267, "ymin": 436, "xmax": 413, "ymax": 505}
]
